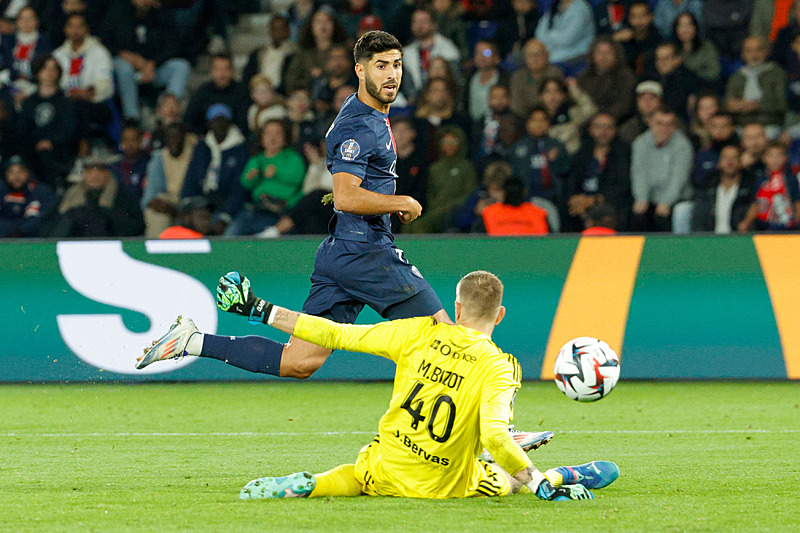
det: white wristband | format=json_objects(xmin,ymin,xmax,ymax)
[
  {"xmin": 525, "ymin": 469, "xmax": 546, "ymax": 493},
  {"xmin": 267, "ymin": 306, "xmax": 279, "ymax": 325}
]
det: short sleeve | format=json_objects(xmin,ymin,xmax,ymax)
[{"xmin": 326, "ymin": 121, "xmax": 378, "ymax": 179}]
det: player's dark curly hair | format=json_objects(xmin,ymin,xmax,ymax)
[{"xmin": 353, "ymin": 30, "xmax": 402, "ymax": 64}]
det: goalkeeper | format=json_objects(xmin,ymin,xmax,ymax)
[{"xmin": 140, "ymin": 270, "xmax": 618, "ymax": 499}]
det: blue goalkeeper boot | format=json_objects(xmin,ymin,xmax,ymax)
[
  {"xmin": 545, "ymin": 461, "xmax": 619, "ymax": 489},
  {"xmin": 240, "ymin": 472, "xmax": 316, "ymax": 500}
]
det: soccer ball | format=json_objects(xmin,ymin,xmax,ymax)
[{"xmin": 553, "ymin": 337, "xmax": 620, "ymax": 402}]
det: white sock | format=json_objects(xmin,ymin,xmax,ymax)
[{"xmin": 185, "ymin": 332, "xmax": 204, "ymax": 355}]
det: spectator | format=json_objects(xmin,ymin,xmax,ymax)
[
  {"xmin": 496, "ymin": 0, "xmax": 539, "ymax": 62},
  {"xmin": 248, "ymin": 75, "xmax": 287, "ymax": 137},
  {"xmin": 286, "ymin": 0, "xmax": 316, "ymax": 43},
  {"xmin": 749, "ymin": 0, "xmax": 793, "ymax": 43},
  {"xmin": 0, "ymin": 155, "xmax": 56, "ymax": 237},
  {"xmin": 430, "ymin": 0, "xmax": 469, "ymax": 60},
  {"xmin": 594, "ymin": 0, "xmax": 631, "ymax": 37},
  {"xmin": 45, "ymin": 0, "xmax": 88, "ymax": 47},
  {"xmin": 673, "ymin": 12, "xmax": 721, "ymax": 83},
  {"xmin": 688, "ymin": 91, "xmax": 721, "ymax": 149},
  {"xmin": 427, "ymin": 55, "xmax": 464, "ymax": 111},
  {"xmin": 565, "ymin": 112, "xmax": 632, "ymax": 231},
  {"xmin": 739, "ymin": 141, "xmax": 800, "ymax": 231},
  {"xmin": 725, "ymin": 36, "xmax": 788, "ymax": 136},
  {"xmin": 615, "ymin": 1, "xmax": 660, "ymax": 76},
  {"xmin": 242, "ymin": 14, "xmax": 296, "ymax": 94},
  {"xmin": 52, "ymin": 13, "xmax": 113, "ymax": 150},
  {"xmin": 0, "ymin": 6, "xmax": 52, "ymax": 102},
  {"xmin": 771, "ymin": 0, "xmax": 800, "ymax": 68},
  {"xmin": 285, "ymin": 88, "xmax": 318, "ymax": 150},
  {"xmin": 404, "ymin": 126, "xmax": 477, "ymax": 234},
  {"xmin": 507, "ymin": 105, "xmax": 570, "ymax": 205},
  {"xmin": 158, "ymin": 195, "xmax": 212, "ymax": 239},
  {"xmin": 356, "ymin": 14, "xmax": 383, "ymax": 40},
  {"xmin": 141, "ymin": 123, "xmax": 197, "ymax": 238},
  {"xmin": 147, "ymin": 92, "xmax": 183, "ymax": 151},
  {"xmin": 538, "ymin": 76, "xmax": 597, "ymax": 154},
  {"xmin": 509, "ymin": 39, "xmax": 563, "ymax": 120},
  {"xmin": 310, "ymin": 44, "xmax": 358, "ymax": 116},
  {"xmin": 473, "ymin": 84, "xmax": 518, "ymax": 172},
  {"xmin": 228, "ymin": 119, "xmax": 305, "ymax": 236},
  {"xmin": 691, "ymin": 143, "xmax": 755, "ymax": 233},
  {"xmin": 18, "ymin": 55, "xmax": 76, "ymax": 193},
  {"xmin": 648, "ymin": 41, "xmax": 705, "ymax": 120},
  {"xmin": 467, "ymin": 40, "xmax": 508, "ymax": 122},
  {"xmin": 391, "ymin": 116, "xmax": 428, "ymax": 234},
  {"xmin": 535, "ymin": 0, "xmax": 595, "ymax": 75},
  {"xmin": 482, "ymin": 176, "xmax": 549, "ymax": 235},
  {"xmin": 284, "ymin": 7, "xmax": 349, "ymax": 94},
  {"xmin": 184, "ymin": 54, "xmax": 249, "ymax": 135},
  {"xmin": 339, "ymin": 0, "xmax": 372, "ymax": 42},
  {"xmin": 630, "ymin": 106, "xmax": 693, "ymax": 231},
  {"xmin": 46, "ymin": 153, "xmax": 144, "ymax": 237},
  {"xmin": 453, "ymin": 160, "xmax": 511, "ymax": 233},
  {"xmin": 784, "ymin": 33, "xmax": 800, "ymax": 137},
  {"xmin": 702, "ymin": 0, "xmax": 752, "ymax": 59},
  {"xmin": 0, "ymin": 98, "xmax": 12, "ymax": 165},
  {"xmin": 256, "ymin": 138, "xmax": 335, "ymax": 238},
  {"xmin": 111, "ymin": 124, "xmax": 149, "ymax": 202},
  {"xmin": 581, "ymin": 202, "xmax": 619, "ymax": 234},
  {"xmin": 692, "ymin": 112, "xmax": 738, "ymax": 189},
  {"xmin": 653, "ymin": 0, "xmax": 703, "ymax": 39},
  {"xmin": 414, "ymin": 77, "xmax": 471, "ymax": 160},
  {"xmin": 619, "ymin": 80, "xmax": 663, "ymax": 144},
  {"xmin": 104, "ymin": 0, "xmax": 190, "ymax": 124},
  {"xmin": 180, "ymin": 104, "xmax": 248, "ymax": 236},
  {"xmin": 577, "ymin": 36, "xmax": 637, "ymax": 122},
  {"xmin": 740, "ymin": 122, "xmax": 769, "ymax": 172},
  {"xmin": 401, "ymin": 8, "xmax": 461, "ymax": 103}
]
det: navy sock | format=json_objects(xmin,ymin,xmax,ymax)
[{"xmin": 200, "ymin": 334, "xmax": 283, "ymax": 376}]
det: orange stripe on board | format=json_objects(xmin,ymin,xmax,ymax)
[
  {"xmin": 753, "ymin": 235, "xmax": 800, "ymax": 379},
  {"xmin": 541, "ymin": 236, "xmax": 645, "ymax": 379}
]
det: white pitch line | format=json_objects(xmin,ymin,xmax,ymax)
[{"xmin": 1, "ymin": 429, "xmax": 799, "ymax": 438}]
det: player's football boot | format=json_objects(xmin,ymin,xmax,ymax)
[
  {"xmin": 136, "ymin": 316, "xmax": 198, "ymax": 370},
  {"xmin": 479, "ymin": 427, "xmax": 555, "ymax": 462},
  {"xmin": 240, "ymin": 472, "xmax": 316, "ymax": 500},
  {"xmin": 545, "ymin": 461, "xmax": 619, "ymax": 489}
]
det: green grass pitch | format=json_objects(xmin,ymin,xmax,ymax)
[{"xmin": 1, "ymin": 381, "xmax": 798, "ymax": 532}]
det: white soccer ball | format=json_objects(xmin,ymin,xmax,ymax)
[{"xmin": 553, "ymin": 337, "xmax": 620, "ymax": 402}]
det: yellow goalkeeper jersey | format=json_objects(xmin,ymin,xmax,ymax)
[{"xmin": 293, "ymin": 314, "xmax": 532, "ymax": 498}]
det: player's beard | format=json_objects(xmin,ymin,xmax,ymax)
[{"xmin": 364, "ymin": 71, "xmax": 398, "ymax": 105}]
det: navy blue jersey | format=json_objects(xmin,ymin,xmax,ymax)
[{"xmin": 326, "ymin": 93, "xmax": 398, "ymax": 243}]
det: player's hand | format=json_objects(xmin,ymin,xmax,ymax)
[
  {"xmin": 535, "ymin": 479, "xmax": 593, "ymax": 500},
  {"xmin": 397, "ymin": 196, "xmax": 422, "ymax": 224},
  {"xmin": 217, "ymin": 272, "xmax": 273, "ymax": 325}
]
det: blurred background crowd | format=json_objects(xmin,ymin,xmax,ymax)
[{"xmin": 1, "ymin": 0, "xmax": 799, "ymax": 239}]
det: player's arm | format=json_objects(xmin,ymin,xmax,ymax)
[
  {"xmin": 332, "ymin": 171, "xmax": 422, "ymax": 223},
  {"xmin": 480, "ymin": 364, "xmax": 591, "ymax": 500},
  {"xmin": 216, "ymin": 272, "xmax": 410, "ymax": 361}
]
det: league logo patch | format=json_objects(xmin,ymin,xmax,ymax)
[{"xmin": 340, "ymin": 139, "xmax": 360, "ymax": 161}]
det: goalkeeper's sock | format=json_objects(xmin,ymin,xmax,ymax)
[
  {"xmin": 200, "ymin": 334, "xmax": 283, "ymax": 376},
  {"xmin": 310, "ymin": 464, "xmax": 362, "ymax": 497}
]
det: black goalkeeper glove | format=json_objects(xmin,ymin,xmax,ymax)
[
  {"xmin": 535, "ymin": 479, "xmax": 593, "ymax": 500},
  {"xmin": 216, "ymin": 271, "xmax": 273, "ymax": 325}
]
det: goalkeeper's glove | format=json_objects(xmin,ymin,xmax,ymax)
[
  {"xmin": 216, "ymin": 271, "xmax": 273, "ymax": 325},
  {"xmin": 535, "ymin": 479, "xmax": 593, "ymax": 501}
]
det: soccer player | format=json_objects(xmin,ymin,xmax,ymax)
[
  {"xmin": 138, "ymin": 30, "xmax": 448, "ymax": 381},
  {"xmin": 142, "ymin": 270, "xmax": 620, "ymax": 499}
]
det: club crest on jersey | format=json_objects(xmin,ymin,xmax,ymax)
[{"xmin": 340, "ymin": 139, "xmax": 360, "ymax": 161}]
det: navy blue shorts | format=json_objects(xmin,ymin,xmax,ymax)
[{"xmin": 301, "ymin": 236, "xmax": 443, "ymax": 324}]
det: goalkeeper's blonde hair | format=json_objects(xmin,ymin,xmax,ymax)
[{"xmin": 456, "ymin": 270, "xmax": 503, "ymax": 321}]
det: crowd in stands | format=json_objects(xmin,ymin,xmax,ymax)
[{"xmin": 4, "ymin": 0, "xmax": 800, "ymax": 239}]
